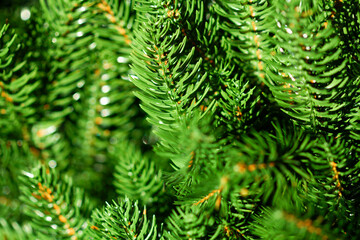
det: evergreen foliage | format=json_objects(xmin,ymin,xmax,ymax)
[
  {"xmin": 20, "ymin": 166, "xmax": 92, "ymax": 239},
  {"xmin": 113, "ymin": 140, "xmax": 165, "ymax": 207},
  {"xmin": 87, "ymin": 197, "xmax": 160, "ymax": 240},
  {"xmin": 1, "ymin": 0, "xmax": 360, "ymax": 239}
]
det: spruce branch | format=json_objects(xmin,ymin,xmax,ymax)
[
  {"xmin": 87, "ymin": 197, "xmax": 162, "ymax": 240},
  {"xmin": 263, "ymin": 0, "xmax": 349, "ymax": 131},
  {"xmin": 0, "ymin": 23, "xmax": 39, "ymax": 136},
  {"xmin": 113, "ymin": 140, "xmax": 165, "ymax": 207},
  {"xmin": 19, "ymin": 166, "xmax": 91, "ymax": 239},
  {"xmin": 165, "ymin": 205, "xmax": 221, "ymax": 240}
]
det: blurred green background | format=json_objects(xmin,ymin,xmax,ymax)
[{"xmin": 0, "ymin": 0, "xmax": 38, "ymax": 26}]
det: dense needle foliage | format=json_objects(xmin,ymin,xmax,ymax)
[{"xmin": 0, "ymin": 0, "xmax": 360, "ymax": 239}]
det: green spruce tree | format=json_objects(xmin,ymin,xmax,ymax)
[{"xmin": 0, "ymin": 0, "xmax": 359, "ymax": 239}]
